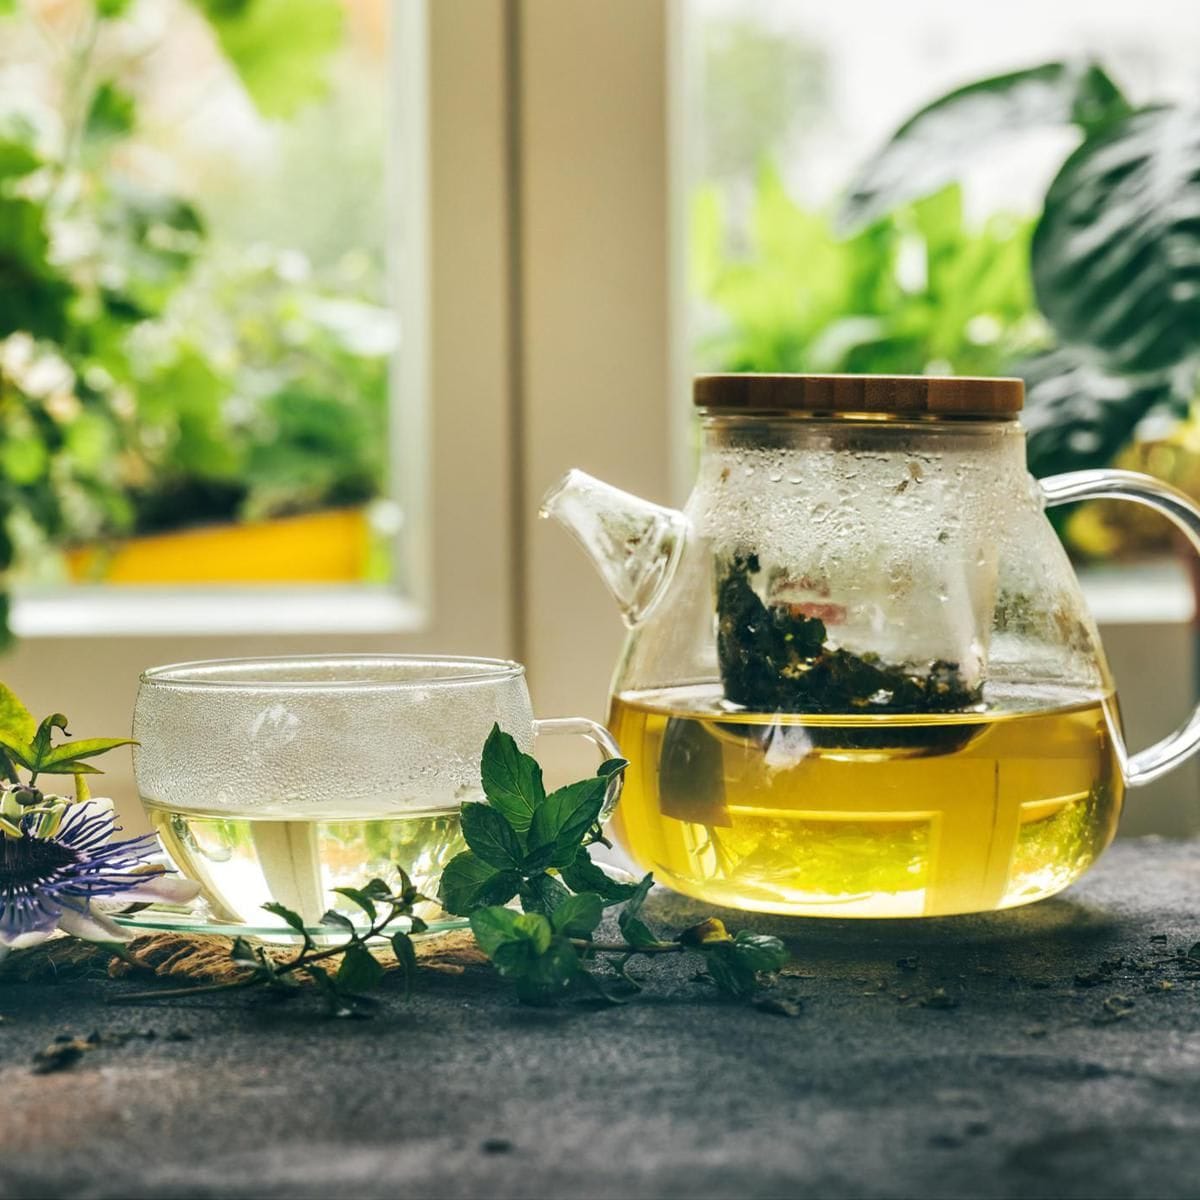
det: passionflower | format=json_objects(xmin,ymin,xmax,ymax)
[{"xmin": 0, "ymin": 792, "xmax": 198, "ymax": 959}]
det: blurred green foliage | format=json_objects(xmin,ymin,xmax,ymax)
[
  {"xmin": 838, "ymin": 60, "xmax": 1200, "ymax": 480},
  {"xmin": 693, "ymin": 165, "xmax": 1045, "ymax": 378},
  {"xmin": 0, "ymin": 0, "xmax": 390, "ymax": 641}
]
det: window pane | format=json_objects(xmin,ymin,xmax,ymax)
[
  {"xmin": 0, "ymin": 0, "xmax": 408, "ymax": 590},
  {"xmin": 685, "ymin": 0, "xmax": 1200, "ymax": 379}
]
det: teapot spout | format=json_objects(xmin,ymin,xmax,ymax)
[{"xmin": 540, "ymin": 469, "xmax": 687, "ymax": 627}]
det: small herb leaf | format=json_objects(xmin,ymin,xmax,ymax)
[
  {"xmin": 337, "ymin": 943, "xmax": 386, "ymax": 993},
  {"xmin": 332, "ymin": 887, "xmax": 377, "ymax": 921},
  {"xmin": 469, "ymin": 905, "xmax": 523, "ymax": 956},
  {"xmin": 262, "ymin": 901, "xmax": 313, "ymax": 946},
  {"xmin": 514, "ymin": 912, "xmax": 553, "ymax": 955},
  {"xmin": 617, "ymin": 874, "xmax": 662, "ymax": 949},
  {"xmin": 318, "ymin": 909, "xmax": 355, "ymax": 933},
  {"xmin": 550, "ymin": 892, "xmax": 604, "ymax": 938},
  {"xmin": 730, "ymin": 931, "xmax": 789, "ymax": 974},
  {"xmin": 391, "ymin": 931, "xmax": 418, "ymax": 997}
]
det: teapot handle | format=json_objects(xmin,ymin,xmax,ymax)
[{"xmin": 1041, "ymin": 468, "xmax": 1200, "ymax": 787}]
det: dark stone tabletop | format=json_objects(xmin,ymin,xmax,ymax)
[{"xmin": 2, "ymin": 837, "xmax": 1198, "ymax": 1200}]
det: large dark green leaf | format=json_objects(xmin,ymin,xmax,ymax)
[
  {"xmin": 1018, "ymin": 347, "xmax": 1178, "ymax": 476},
  {"xmin": 0, "ymin": 196, "xmax": 72, "ymax": 339},
  {"xmin": 459, "ymin": 801, "xmax": 524, "ymax": 871},
  {"xmin": 438, "ymin": 851, "xmax": 521, "ymax": 916},
  {"xmin": 479, "ymin": 724, "xmax": 544, "ymax": 834},
  {"xmin": 518, "ymin": 872, "xmax": 571, "ymax": 919},
  {"xmin": 839, "ymin": 61, "xmax": 1128, "ymax": 234},
  {"xmin": 1032, "ymin": 105, "xmax": 1200, "ymax": 373},
  {"xmin": 85, "ymin": 81, "xmax": 136, "ymax": 146},
  {"xmin": 525, "ymin": 777, "xmax": 607, "ymax": 871}
]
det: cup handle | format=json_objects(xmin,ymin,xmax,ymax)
[
  {"xmin": 1041, "ymin": 467, "xmax": 1200, "ymax": 786},
  {"xmin": 532, "ymin": 717, "xmax": 625, "ymax": 819}
]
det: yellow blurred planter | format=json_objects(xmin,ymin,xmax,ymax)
[{"xmin": 66, "ymin": 506, "xmax": 372, "ymax": 585}]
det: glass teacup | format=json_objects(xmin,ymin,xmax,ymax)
[{"xmin": 133, "ymin": 655, "xmax": 619, "ymax": 930}]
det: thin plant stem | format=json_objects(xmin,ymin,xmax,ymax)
[{"xmin": 108, "ymin": 903, "xmax": 410, "ymax": 1003}]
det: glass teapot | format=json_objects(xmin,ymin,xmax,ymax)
[{"xmin": 542, "ymin": 373, "xmax": 1200, "ymax": 919}]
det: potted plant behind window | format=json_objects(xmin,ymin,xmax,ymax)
[
  {"xmin": 0, "ymin": 0, "xmax": 393, "ymax": 644},
  {"xmin": 836, "ymin": 60, "xmax": 1200, "ymax": 557}
]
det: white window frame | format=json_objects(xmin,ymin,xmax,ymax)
[{"xmin": 3, "ymin": 0, "xmax": 523, "ymax": 804}]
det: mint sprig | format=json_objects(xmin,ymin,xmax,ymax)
[
  {"xmin": 440, "ymin": 724, "xmax": 635, "ymax": 916},
  {"xmin": 119, "ymin": 871, "xmax": 429, "ymax": 1018},
  {"xmin": 447, "ymin": 724, "xmax": 789, "ymax": 1004}
]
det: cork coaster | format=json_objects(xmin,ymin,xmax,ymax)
[{"xmin": 0, "ymin": 929, "xmax": 487, "ymax": 986}]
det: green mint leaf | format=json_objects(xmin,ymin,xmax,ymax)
[
  {"xmin": 469, "ymin": 905, "xmax": 523, "ymax": 956},
  {"xmin": 409, "ymin": 916, "xmax": 429, "ymax": 934},
  {"xmin": 337, "ymin": 943, "xmax": 386, "ymax": 993},
  {"xmin": 512, "ymin": 938, "xmax": 580, "ymax": 1004},
  {"xmin": 622, "ymin": 872, "xmax": 654, "ymax": 919},
  {"xmin": 702, "ymin": 948, "xmax": 757, "ymax": 998},
  {"xmin": 460, "ymin": 801, "xmax": 526, "ymax": 870},
  {"xmin": 596, "ymin": 757, "xmax": 629, "ymax": 779},
  {"xmin": 560, "ymin": 849, "xmax": 640, "ymax": 904},
  {"xmin": 262, "ymin": 901, "xmax": 313, "ymax": 946},
  {"xmin": 230, "ymin": 937, "xmax": 265, "ymax": 974},
  {"xmin": 333, "ymin": 886, "xmax": 377, "ymax": 921},
  {"xmin": 392, "ymin": 865, "xmax": 418, "ymax": 906},
  {"xmin": 526, "ymin": 777, "xmax": 607, "ymax": 871},
  {"xmin": 439, "ymin": 851, "xmax": 522, "ymax": 916},
  {"xmin": 513, "ymin": 912, "xmax": 553, "ymax": 955},
  {"xmin": 617, "ymin": 874, "xmax": 661, "ymax": 949},
  {"xmin": 550, "ymin": 892, "xmax": 603, "ymax": 938},
  {"xmin": 493, "ymin": 940, "xmax": 538, "ymax": 976},
  {"xmin": 519, "ymin": 872, "xmax": 571, "ymax": 918},
  {"xmin": 730, "ymin": 931, "xmax": 789, "ymax": 974},
  {"xmin": 391, "ymin": 931, "xmax": 418, "ymax": 997},
  {"xmin": 318, "ymin": 909, "xmax": 355, "ymax": 933},
  {"xmin": 619, "ymin": 914, "xmax": 661, "ymax": 951},
  {"xmin": 480, "ymin": 723, "xmax": 544, "ymax": 833},
  {"xmin": 361, "ymin": 878, "xmax": 394, "ymax": 902},
  {"xmin": 699, "ymin": 933, "xmax": 787, "ymax": 998},
  {"xmin": 473, "ymin": 910, "xmax": 555, "ymax": 983},
  {"xmin": 306, "ymin": 965, "xmax": 371, "ymax": 1019}
]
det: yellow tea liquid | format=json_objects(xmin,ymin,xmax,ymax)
[
  {"xmin": 145, "ymin": 802, "xmax": 465, "ymax": 929},
  {"xmin": 609, "ymin": 684, "xmax": 1123, "ymax": 917}
]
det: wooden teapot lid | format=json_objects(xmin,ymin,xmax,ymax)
[{"xmin": 693, "ymin": 373, "xmax": 1024, "ymax": 417}]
